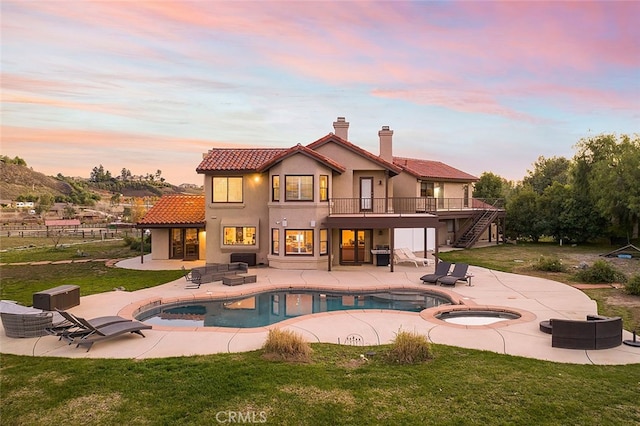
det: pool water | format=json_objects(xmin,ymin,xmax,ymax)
[
  {"xmin": 137, "ymin": 290, "xmax": 452, "ymax": 328},
  {"xmin": 436, "ymin": 310, "xmax": 521, "ymax": 326}
]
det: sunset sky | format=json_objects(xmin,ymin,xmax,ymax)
[{"xmin": 2, "ymin": 1, "xmax": 639, "ymax": 185}]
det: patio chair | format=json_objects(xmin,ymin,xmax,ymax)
[
  {"xmin": 420, "ymin": 261, "xmax": 452, "ymax": 284},
  {"xmin": 394, "ymin": 248, "xmax": 421, "ymax": 267},
  {"xmin": 48, "ymin": 309, "xmax": 132, "ymax": 341},
  {"xmin": 72, "ymin": 316, "xmax": 152, "ymax": 352},
  {"xmin": 185, "ymin": 269, "xmax": 202, "ymax": 289},
  {"xmin": 437, "ymin": 263, "xmax": 470, "ymax": 286},
  {"xmin": 400, "ymin": 248, "xmax": 432, "ymax": 266}
]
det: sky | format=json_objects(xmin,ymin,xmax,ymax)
[{"xmin": 2, "ymin": 1, "xmax": 639, "ymax": 186}]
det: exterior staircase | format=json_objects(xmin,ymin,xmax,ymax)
[{"xmin": 453, "ymin": 200, "xmax": 504, "ymax": 248}]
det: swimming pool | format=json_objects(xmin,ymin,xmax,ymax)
[{"xmin": 136, "ymin": 289, "xmax": 453, "ymax": 328}]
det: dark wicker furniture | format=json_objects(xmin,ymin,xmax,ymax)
[{"xmin": 540, "ymin": 315, "xmax": 623, "ymax": 350}]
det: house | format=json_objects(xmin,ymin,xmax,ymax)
[{"xmin": 138, "ymin": 117, "xmax": 505, "ymax": 270}]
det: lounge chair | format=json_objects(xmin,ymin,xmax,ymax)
[
  {"xmin": 72, "ymin": 317, "xmax": 152, "ymax": 352},
  {"xmin": 394, "ymin": 248, "xmax": 431, "ymax": 267},
  {"xmin": 438, "ymin": 263, "xmax": 470, "ymax": 286},
  {"xmin": 420, "ymin": 261, "xmax": 452, "ymax": 284},
  {"xmin": 401, "ymin": 248, "xmax": 433, "ymax": 266},
  {"xmin": 48, "ymin": 309, "xmax": 132, "ymax": 341}
]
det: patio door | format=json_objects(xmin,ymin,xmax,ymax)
[
  {"xmin": 170, "ymin": 229, "xmax": 184, "ymax": 259},
  {"xmin": 360, "ymin": 177, "xmax": 373, "ymax": 211},
  {"xmin": 339, "ymin": 229, "xmax": 372, "ymax": 265},
  {"xmin": 171, "ymin": 228, "xmax": 200, "ymax": 260}
]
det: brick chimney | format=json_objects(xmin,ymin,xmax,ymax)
[
  {"xmin": 333, "ymin": 116, "xmax": 349, "ymax": 140},
  {"xmin": 378, "ymin": 125, "xmax": 393, "ymax": 162}
]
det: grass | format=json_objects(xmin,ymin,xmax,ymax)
[
  {"xmin": 1, "ymin": 346, "xmax": 639, "ymax": 425},
  {"xmin": 439, "ymin": 242, "xmax": 640, "ymax": 331},
  {"xmin": 1, "ymin": 239, "xmax": 640, "ymax": 424},
  {"xmin": 0, "ymin": 240, "xmax": 182, "ymax": 306}
]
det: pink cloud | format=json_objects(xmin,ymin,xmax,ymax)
[
  {"xmin": 371, "ymin": 87, "xmax": 539, "ymax": 122},
  {"xmin": 1, "ymin": 125, "xmax": 247, "ymax": 184}
]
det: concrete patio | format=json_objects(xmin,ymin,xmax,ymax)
[{"xmin": 1, "ymin": 255, "xmax": 639, "ymax": 365}]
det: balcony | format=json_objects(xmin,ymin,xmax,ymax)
[{"xmin": 329, "ymin": 197, "xmax": 503, "ymax": 216}]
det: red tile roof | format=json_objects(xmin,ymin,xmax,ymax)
[
  {"xmin": 393, "ymin": 157, "xmax": 478, "ymax": 181},
  {"xmin": 137, "ymin": 195, "xmax": 205, "ymax": 227},
  {"xmin": 196, "ymin": 148, "xmax": 287, "ymax": 172},
  {"xmin": 45, "ymin": 219, "xmax": 81, "ymax": 227},
  {"xmin": 257, "ymin": 143, "xmax": 346, "ymax": 173},
  {"xmin": 307, "ymin": 133, "xmax": 402, "ymax": 175}
]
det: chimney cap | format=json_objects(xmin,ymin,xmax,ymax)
[
  {"xmin": 336, "ymin": 116, "xmax": 346, "ymax": 122},
  {"xmin": 381, "ymin": 126, "xmax": 390, "ymax": 131}
]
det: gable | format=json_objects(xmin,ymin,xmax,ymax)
[{"xmin": 307, "ymin": 134, "xmax": 401, "ymax": 175}]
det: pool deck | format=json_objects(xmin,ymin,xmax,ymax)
[{"xmin": 2, "ymin": 255, "xmax": 639, "ymax": 365}]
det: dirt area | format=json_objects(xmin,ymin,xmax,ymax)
[{"xmin": 566, "ymin": 252, "xmax": 640, "ymax": 277}]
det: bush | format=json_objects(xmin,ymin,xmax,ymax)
[
  {"xmin": 574, "ymin": 260, "xmax": 626, "ymax": 284},
  {"xmin": 534, "ymin": 255, "xmax": 566, "ymax": 272},
  {"xmin": 625, "ymin": 274, "xmax": 640, "ymax": 296},
  {"xmin": 386, "ymin": 330, "xmax": 433, "ymax": 364},
  {"xmin": 262, "ymin": 329, "xmax": 312, "ymax": 361}
]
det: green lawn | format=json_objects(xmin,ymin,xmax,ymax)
[
  {"xmin": 0, "ymin": 240, "xmax": 181, "ymax": 305},
  {"xmin": 1, "ymin": 240, "xmax": 639, "ymax": 425},
  {"xmin": 2, "ymin": 345, "xmax": 639, "ymax": 425}
]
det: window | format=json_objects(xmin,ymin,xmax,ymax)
[
  {"xmin": 285, "ymin": 175, "xmax": 313, "ymax": 201},
  {"xmin": 319, "ymin": 175, "xmax": 328, "ymax": 201},
  {"xmin": 222, "ymin": 226, "xmax": 256, "ymax": 245},
  {"xmin": 272, "ymin": 228, "xmax": 279, "ymax": 254},
  {"xmin": 272, "ymin": 175, "xmax": 280, "ymax": 202},
  {"xmin": 213, "ymin": 177, "xmax": 243, "ymax": 203},
  {"xmin": 285, "ymin": 230, "xmax": 313, "ymax": 255},
  {"xmin": 420, "ymin": 181, "xmax": 434, "ymax": 197},
  {"xmin": 320, "ymin": 229, "xmax": 328, "ymax": 255},
  {"xmin": 463, "ymin": 185, "xmax": 469, "ymax": 207}
]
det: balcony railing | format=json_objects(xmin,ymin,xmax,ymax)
[{"xmin": 329, "ymin": 197, "xmax": 504, "ymax": 216}]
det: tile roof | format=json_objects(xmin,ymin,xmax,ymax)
[
  {"xmin": 196, "ymin": 148, "xmax": 288, "ymax": 173},
  {"xmin": 393, "ymin": 157, "xmax": 478, "ymax": 181},
  {"xmin": 307, "ymin": 133, "xmax": 402, "ymax": 175},
  {"xmin": 137, "ymin": 195, "xmax": 205, "ymax": 226},
  {"xmin": 257, "ymin": 144, "xmax": 346, "ymax": 173}
]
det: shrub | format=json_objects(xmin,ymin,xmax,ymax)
[
  {"xmin": 386, "ymin": 330, "xmax": 433, "ymax": 364},
  {"xmin": 574, "ymin": 260, "xmax": 626, "ymax": 284},
  {"xmin": 625, "ymin": 274, "xmax": 640, "ymax": 296},
  {"xmin": 262, "ymin": 329, "xmax": 312, "ymax": 361},
  {"xmin": 534, "ymin": 255, "xmax": 566, "ymax": 272}
]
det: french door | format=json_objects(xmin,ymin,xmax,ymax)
[{"xmin": 339, "ymin": 229, "xmax": 372, "ymax": 265}]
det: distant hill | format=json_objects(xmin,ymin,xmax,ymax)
[
  {"xmin": 0, "ymin": 162, "xmax": 73, "ymax": 200},
  {"xmin": 0, "ymin": 161, "xmax": 201, "ymax": 202}
]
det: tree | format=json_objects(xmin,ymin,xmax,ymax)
[
  {"xmin": 473, "ymin": 172, "xmax": 504, "ymax": 199},
  {"xmin": 573, "ymin": 134, "xmax": 640, "ymax": 240},
  {"xmin": 522, "ymin": 156, "xmax": 570, "ymax": 195},
  {"xmin": 110, "ymin": 193, "xmax": 122, "ymax": 206},
  {"xmin": 63, "ymin": 204, "xmax": 77, "ymax": 219},
  {"xmin": 505, "ymin": 186, "xmax": 545, "ymax": 242},
  {"xmin": 37, "ymin": 193, "xmax": 54, "ymax": 215},
  {"xmin": 120, "ymin": 168, "xmax": 132, "ymax": 181},
  {"xmin": 90, "ymin": 164, "xmax": 112, "ymax": 182},
  {"xmin": 129, "ymin": 198, "xmax": 147, "ymax": 223}
]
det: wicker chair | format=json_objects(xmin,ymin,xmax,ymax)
[{"xmin": 1, "ymin": 312, "xmax": 54, "ymax": 338}]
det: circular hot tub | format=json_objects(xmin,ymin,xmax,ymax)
[
  {"xmin": 421, "ymin": 305, "xmax": 533, "ymax": 328},
  {"xmin": 436, "ymin": 309, "xmax": 521, "ymax": 325}
]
